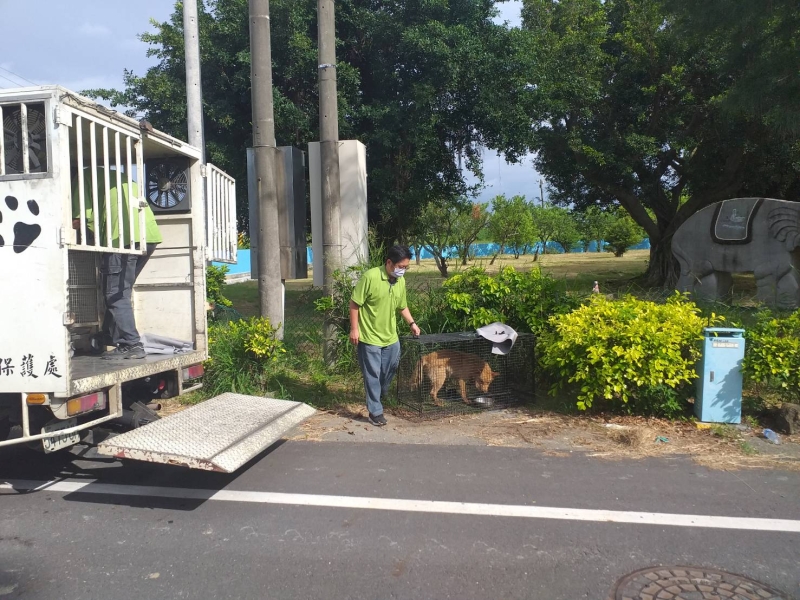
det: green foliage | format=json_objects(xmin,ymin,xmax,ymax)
[
  {"xmin": 574, "ymin": 206, "xmax": 612, "ymax": 252},
  {"xmin": 237, "ymin": 232, "xmax": 251, "ymax": 249},
  {"xmin": 742, "ymin": 310, "xmax": 800, "ymax": 401},
  {"xmin": 550, "ymin": 210, "xmax": 581, "ymax": 254},
  {"xmin": 488, "ymin": 194, "xmax": 536, "ymax": 263},
  {"xmin": 520, "ymin": 0, "xmax": 800, "ymax": 284},
  {"xmin": 206, "ymin": 317, "xmax": 286, "ymax": 395},
  {"xmin": 412, "ymin": 201, "xmax": 463, "ymax": 277},
  {"xmin": 603, "ymin": 213, "xmax": 645, "ymax": 257},
  {"xmin": 86, "ymin": 0, "xmax": 525, "ymax": 240},
  {"xmin": 452, "ymin": 202, "xmax": 490, "ymax": 266},
  {"xmin": 531, "ymin": 205, "xmax": 579, "ymax": 253},
  {"xmin": 206, "ymin": 264, "xmax": 232, "ymax": 307},
  {"xmin": 632, "ymin": 385, "xmax": 687, "ymax": 420},
  {"xmin": 313, "ymin": 265, "xmax": 368, "ymax": 373},
  {"xmin": 669, "ymin": 0, "xmax": 800, "ymax": 135},
  {"xmin": 539, "ymin": 294, "xmax": 721, "ymax": 412},
  {"xmin": 406, "ymin": 284, "xmax": 452, "ymax": 335},
  {"xmin": 439, "ymin": 266, "xmax": 578, "ymax": 334}
]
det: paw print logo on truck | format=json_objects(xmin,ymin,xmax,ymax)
[{"xmin": 0, "ymin": 195, "xmax": 41, "ymax": 253}]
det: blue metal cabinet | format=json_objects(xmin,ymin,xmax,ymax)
[{"xmin": 695, "ymin": 328, "xmax": 745, "ymax": 424}]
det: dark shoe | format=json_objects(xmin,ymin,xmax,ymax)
[
  {"xmin": 123, "ymin": 343, "xmax": 147, "ymax": 360},
  {"xmin": 101, "ymin": 343, "xmax": 146, "ymax": 360},
  {"xmin": 369, "ymin": 413, "xmax": 387, "ymax": 427},
  {"xmin": 101, "ymin": 346, "xmax": 126, "ymax": 360}
]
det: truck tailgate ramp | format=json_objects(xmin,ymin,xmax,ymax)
[{"xmin": 98, "ymin": 394, "xmax": 315, "ymax": 472}]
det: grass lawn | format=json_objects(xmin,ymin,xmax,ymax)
[{"xmin": 226, "ymin": 249, "xmax": 653, "ymax": 309}]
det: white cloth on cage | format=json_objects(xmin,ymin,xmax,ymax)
[
  {"xmin": 476, "ymin": 322, "xmax": 518, "ymax": 355},
  {"xmin": 141, "ymin": 333, "xmax": 193, "ymax": 355}
]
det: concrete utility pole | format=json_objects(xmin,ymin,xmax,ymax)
[
  {"xmin": 318, "ymin": 0, "xmax": 342, "ymax": 364},
  {"xmin": 183, "ymin": 0, "xmax": 205, "ymax": 159},
  {"xmin": 249, "ymin": 0, "xmax": 284, "ymax": 336},
  {"xmin": 539, "ymin": 179, "xmax": 545, "ymax": 207}
]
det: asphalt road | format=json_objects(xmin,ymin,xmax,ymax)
[{"xmin": 1, "ymin": 441, "xmax": 799, "ymax": 600}]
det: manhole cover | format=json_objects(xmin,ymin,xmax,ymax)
[{"xmin": 609, "ymin": 566, "xmax": 787, "ymax": 600}]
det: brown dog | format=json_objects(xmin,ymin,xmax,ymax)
[{"xmin": 411, "ymin": 350, "xmax": 499, "ymax": 405}]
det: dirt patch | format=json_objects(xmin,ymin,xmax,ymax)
[
  {"xmin": 155, "ymin": 394, "xmax": 800, "ymax": 470},
  {"xmin": 287, "ymin": 405, "xmax": 800, "ymax": 471}
]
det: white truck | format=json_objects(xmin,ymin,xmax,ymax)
[{"xmin": 0, "ymin": 86, "xmax": 313, "ymax": 471}]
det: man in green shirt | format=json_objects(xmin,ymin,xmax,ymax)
[
  {"xmin": 349, "ymin": 245, "xmax": 420, "ymax": 426},
  {"xmin": 72, "ymin": 167, "xmax": 162, "ymax": 359}
]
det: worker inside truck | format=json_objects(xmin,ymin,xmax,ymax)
[{"xmin": 71, "ymin": 167, "xmax": 162, "ymax": 360}]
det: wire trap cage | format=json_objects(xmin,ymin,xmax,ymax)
[{"xmin": 396, "ymin": 332, "xmax": 535, "ymax": 419}]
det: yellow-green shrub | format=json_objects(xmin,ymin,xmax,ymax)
[
  {"xmin": 743, "ymin": 310, "xmax": 800, "ymax": 401},
  {"xmin": 205, "ymin": 317, "xmax": 285, "ymax": 395},
  {"xmin": 539, "ymin": 294, "xmax": 721, "ymax": 412}
]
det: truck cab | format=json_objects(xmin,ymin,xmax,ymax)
[{"xmin": 0, "ymin": 85, "xmax": 237, "ymax": 453}]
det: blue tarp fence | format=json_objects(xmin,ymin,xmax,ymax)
[{"xmin": 214, "ymin": 239, "xmax": 651, "ymax": 275}]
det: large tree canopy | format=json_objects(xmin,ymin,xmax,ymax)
[
  {"xmin": 670, "ymin": 0, "xmax": 800, "ymax": 137},
  {"xmin": 88, "ymin": 0, "xmax": 529, "ymax": 244},
  {"xmin": 519, "ymin": 0, "xmax": 800, "ymax": 284}
]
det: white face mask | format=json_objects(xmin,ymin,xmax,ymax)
[{"xmin": 392, "ymin": 267, "xmax": 406, "ymax": 278}]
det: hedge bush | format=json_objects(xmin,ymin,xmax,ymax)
[
  {"xmin": 743, "ymin": 309, "xmax": 800, "ymax": 401},
  {"xmin": 438, "ymin": 266, "xmax": 578, "ymax": 334},
  {"xmin": 539, "ymin": 294, "xmax": 721, "ymax": 414},
  {"xmin": 205, "ymin": 317, "xmax": 285, "ymax": 395}
]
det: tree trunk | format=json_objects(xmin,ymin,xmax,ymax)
[
  {"xmin": 414, "ymin": 245, "xmax": 421, "ymax": 266},
  {"xmin": 645, "ymin": 234, "xmax": 680, "ymax": 287},
  {"xmin": 437, "ymin": 257, "xmax": 449, "ymax": 277}
]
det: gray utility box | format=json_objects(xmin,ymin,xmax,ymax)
[
  {"xmin": 248, "ymin": 146, "xmax": 308, "ymax": 281},
  {"xmin": 695, "ymin": 328, "xmax": 746, "ymax": 424}
]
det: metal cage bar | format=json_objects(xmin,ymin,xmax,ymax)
[
  {"xmin": 205, "ymin": 164, "xmax": 237, "ymax": 263},
  {"xmin": 102, "ymin": 126, "xmax": 112, "ymax": 248},
  {"xmin": 67, "ymin": 113, "xmax": 143, "ymax": 254},
  {"xmin": 228, "ymin": 174, "xmax": 237, "ymax": 260},
  {"xmin": 114, "ymin": 131, "xmax": 124, "ymax": 250},
  {"xmin": 126, "ymin": 136, "xmax": 135, "ymax": 251},
  {"xmin": 75, "ymin": 116, "xmax": 88, "ymax": 247},
  {"xmin": 136, "ymin": 139, "xmax": 145, "ymax": 251},
  {"xmin": 89, "ymin": 122, "xmax": 100, "ymax": 249},
  {"xmin": 216, "ymin": 171, "xmax": 223, "ymax": 258}
]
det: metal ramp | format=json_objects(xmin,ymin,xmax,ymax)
[{"xmin": 97, "ymin": 394, "xmax": 315, "ymax": 473}]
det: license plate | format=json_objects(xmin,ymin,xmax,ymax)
[{"xmin": 42, "ymin": 419, "xmax": 80, "ymax": 453}]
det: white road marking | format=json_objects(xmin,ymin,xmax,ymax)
[{"xmin": 2, "ymin": 479, "xmax": 800, "ymax": 533}]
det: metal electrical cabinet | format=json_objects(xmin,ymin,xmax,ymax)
[{"xmin": 695, "ymin": 328, "xmax": 746, "ymax": 424}]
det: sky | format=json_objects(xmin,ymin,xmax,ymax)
[{"xmin": 0, "ymin": 0, "xmax": 540, "ymax": 204}]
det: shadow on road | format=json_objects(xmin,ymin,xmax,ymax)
[{"xmin": 0, "ymin": 439, "xmax": 287, "ymax": 512}]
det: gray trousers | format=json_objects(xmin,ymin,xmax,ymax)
[
  {"xmin": 357, "ymin": 341, "xmax": 401, "ymax": 417},
  {"xmin": 101, "ymin": 244, "xmax": 157, "ymax": 347}
]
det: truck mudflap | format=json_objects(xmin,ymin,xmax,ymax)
[{"xmin": 97, "ymin": 393, "xmax": 315, "ymax": 473}]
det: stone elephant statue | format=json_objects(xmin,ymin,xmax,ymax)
[{"xmin": 672, "ymin": 198, "xmax": 800, "ymax": 309}]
